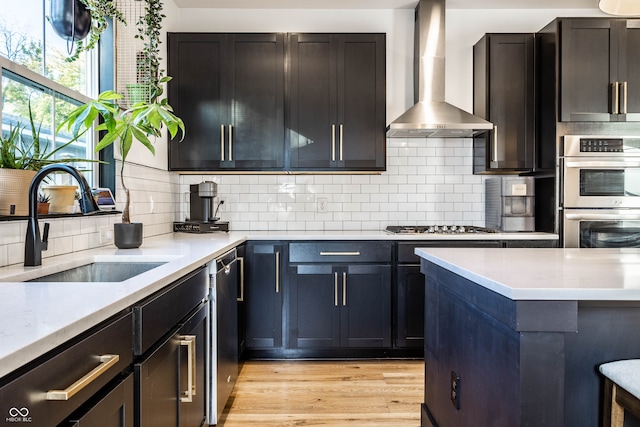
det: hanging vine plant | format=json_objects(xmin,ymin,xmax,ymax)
[
  {"xmin": 63, "ymin": 0, "xmax": 126, "ymax": 62},
  {"xmin": 134, "ymin": 0, "xmax": 165, "ymax": 99}
]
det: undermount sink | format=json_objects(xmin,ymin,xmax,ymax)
[{"xmin": 26, "ymin": 261, "xmax": 167, "ymax": 283}]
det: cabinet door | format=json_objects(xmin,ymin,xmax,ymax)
[
  {"xmin": 244, "ymin": 243, "xmax": 284, "ymax": 349},
  {"xmin": 289, "ymin": 264, "xmax": 340, "ymax": 348},
  {"xmin": 135, "ymin": 334, "xmax": 179, "ymax": 427},
  {"xmin": 620, "ymin": 19, "xmax": 640, "ymax": 120},
  {"xmin": 135, "ymin": 303, "xmax": 208, "ymax": 427},
  {"xmin": 560, "ymin": 19, "xmax": 619, "ymax": 122},
  {"xmin": 68, "ymin": 374, "xmax": 134, "ymax": 427},
  {"xmin": 289, "ymin": 33, "xmax": 386, "ymax": 171},
  {"xmin": 168, "ymin": 33, "xmax": 228, "ymax": 170},
  {"xmin": 473, "ymin": 34, "xmax": 534, "ymax": 173},
  {"xmin": 337, "ymin": 34, "xmax": 386, "ymax": 171},
  {"xmin": 340, "ymin": 264, "xmax": 391, "ymax": 348},
  {"xmin": 396, "ymin": 265, "xmax": 425, "ymax": 349},
  {"xmin": 179, "ymin": 304, "xmax": 208, "ymax": 427},
  {"xmin": 228, "ymin": 34, "xmax": 285, "ymax": 170},
  {"xmin": 288, "ymin": 33, "xmax": 337, "ymax": 170}
]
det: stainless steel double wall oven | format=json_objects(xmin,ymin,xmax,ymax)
[{"xmin": 561, "ymin": 135, "xmax": 640, "ymax": 247}]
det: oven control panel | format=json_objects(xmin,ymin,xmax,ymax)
[
  {"xmin": 564, "ymin": 135, "xmax": 640, "ymax": 156},
  {"xmin": 579, "ymin": 138, "xmax": 624, "ymax": 153}
]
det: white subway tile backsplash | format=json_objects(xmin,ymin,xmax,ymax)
[
  {"xmin": 342, "ymin": 184, "xmax": 361, "ymax": 194},
  {"xmin": 0, "ymin": 245, "xmax": 7, "ymax": 267},
  {"xmin": 0, "ymin": 138, "xmax": 493, "ymax": 267},
  {"xmin": 352, "ymin": 194, "xmax": 370, "ymax": 204},
  {"xmin": 72, "ymin": 233, "xmax": 90, "ymax": 252}
]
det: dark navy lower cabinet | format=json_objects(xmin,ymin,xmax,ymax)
[{"xmin": 288, "ymin": 241, "xmax": 392, "ymax": 353}]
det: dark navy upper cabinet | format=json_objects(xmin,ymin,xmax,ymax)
[
  {"xmin": 168, "ymin": 33, "xmax": 286, "ymax": 171},
  {"xmin": 473, "ymin": 33, "xmax": 535, "ymax": 173},
  {"xmin": 288, "ymin": 33, "xmax": 386, "ymax": 172}
]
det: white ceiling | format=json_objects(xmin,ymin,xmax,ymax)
[{"xmin": 173, "ymin": 0, "xmax": 599, "ymax": 9}]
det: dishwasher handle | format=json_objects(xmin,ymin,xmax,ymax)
[{"xmin": 216, "ymin": 248, "xmax": 238, "ymax": 274}]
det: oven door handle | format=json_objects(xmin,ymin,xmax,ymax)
[
  {"xmin": 564, "ymin": 160, "xmax": 640, "ymax": 168},
  {"xmin": 565, "ymin": 212, "xmax": 640, "ymax": 221}
]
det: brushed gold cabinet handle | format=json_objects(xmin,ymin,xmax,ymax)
[
  {"xmin": 320, "ymin": 251, "xmax": 360, "ymax": 256},
  {"xmin": 180, "ymin": 335, "xmax": 196, "ymax": 403},
  {"xmin": 613, "ymin": 82, "xmax": 620, "ymax": 115},
  {"xmin": 331, "ymin": 124, "xmax": 336, "ymax": 161},
  {"xmin": 339, "ymin": 124, "xmax": 344, "ymax": 161},
  {"xmin": 275, "ymin": 251, "xmax": 280, "ymax": 293},
  {"xmin": 229, "ymin": 124, "xmax": 233, "ymax": 161},
  {"xmin": 334, "ymin": 272, "xmax": 339, "ymax": 307},
  {"xmin": 342, "ymin": 272, "xmax": 347, "ymax": 306},
  {"xmin": 220, "ymin": 125, "xmax": 225, "ymax": 161},
  {"xmin": 622, "ymin": 81, "xmax": 628, "ymax": 115},
  {"xmin": 46, "ymin": 354, "xmax": 119, "ymax": 401},
  {"xmin": 492, "ymin": 125, "xmax": 498, "ymax": 163},
  {"xmin": 237, "ymin": 256, "xmax": 245, "ymax": 302}
]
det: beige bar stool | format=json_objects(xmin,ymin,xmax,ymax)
[{"xmin": 600, "ymin": 360, "xmax": 640, "ymax": 427}]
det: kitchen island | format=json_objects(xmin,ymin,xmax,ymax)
[{"xmin": 416, "ymin": 247, "xmax": 640, "ymax": 427}]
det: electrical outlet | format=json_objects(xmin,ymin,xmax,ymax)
[
  {"xmin": 317, "ymin": 197, "xmax": 328, "ymax": 213},
  {"xmin": 451, "ymin": 371, "xmax": 460, "ymax": 410},
  {"xmin": 99, "ymin": 227, "xmax": 113, "ymax": 245}
]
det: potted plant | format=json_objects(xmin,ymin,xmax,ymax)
[
  {"xmin": 37, "ymin": 192, "xmax": 50, "ymax": 215},
  {"xmin": 57, "ymin": 81, "xmax": 185, "ymax": 248},
  {"xmin": 0, "ymin": 104, "xmax": 97, "ymax": 216},
  {"xmin": 55, "ymin": 0, "xmax": 184, "ymax": 248}
]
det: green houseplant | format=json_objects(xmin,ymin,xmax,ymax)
[
  {"xmin": 53, "ymin": 0, "xmax": 184, "ymax": 248},
  {"xmin": 57, "ymin": 79, "xmax": 184, "ymax": 248}
]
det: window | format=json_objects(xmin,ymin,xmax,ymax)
[{"xmin": 0, "ymin": 0, "xmax": 97, "ymax": 186}]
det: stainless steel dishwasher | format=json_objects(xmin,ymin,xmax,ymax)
[{"xmin": 208, "ymin": 247, "xmax": 241, "ymax": 424}]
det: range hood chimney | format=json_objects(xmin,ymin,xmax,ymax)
[{"xmin": 386, "ymin": 0, "xmax": 493, "ymax": 138}]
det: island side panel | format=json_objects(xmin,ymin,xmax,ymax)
[{"xmin": 421, "ymin": 260, "xmax": 574, "ymax": 427}]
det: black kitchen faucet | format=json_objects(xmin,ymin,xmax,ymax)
[{"xmin": 24, "ymin": 164, "xmax": 100, "ymax": 267}]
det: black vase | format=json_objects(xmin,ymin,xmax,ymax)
[
  {"xmin": 114, "ymin": 223, "xmax": 143, "ymax": 249},
  {"xmin": 49, "ymin": 0, "xmax": 91, "ymax": 41}
]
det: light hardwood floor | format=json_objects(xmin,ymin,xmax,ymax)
[{"xmin": 219, "ymin": 359, "xmax": 424, "ymax": 426}]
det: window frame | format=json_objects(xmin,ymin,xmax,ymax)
[{"xmin": 0, "ymin": 19, "xmax": 117, "ymax": 216}]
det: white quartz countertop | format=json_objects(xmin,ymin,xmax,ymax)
[
  {"xmin": 0, "ymin": 232, "xmax": 247, "ymax": 379},
  {"xmin": 0, "ymin": 229, "xmax": 556, "ymax": 380},
  {"xmin": 415, "ymin": 247, "xmax": 640, "ymax": 301}
]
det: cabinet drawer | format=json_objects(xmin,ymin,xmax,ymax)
[
  {"xmin": 289, "ymin": 241, "xmax": 392, "ymax": 263},
  {"xmin": 398, "ymin": 241, "xmax": 502, "ymax": 264},
  {"xmin": 0, "ymin": 312, "xmax": 133, "ymax": 427},
  {"xmin": 134, "ymin": 266, "xmax": 207, "ymax": 355}
]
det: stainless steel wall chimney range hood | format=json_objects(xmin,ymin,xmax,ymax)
[{"xmin": 386, "ymin": 0, "xmax": 493, "ymax": 138}]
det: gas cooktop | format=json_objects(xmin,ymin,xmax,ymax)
[{"xmin": 384, "ymin": 225, "xmax": 498, "ymax": 234}]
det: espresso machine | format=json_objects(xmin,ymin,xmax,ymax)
[{"xmin": 173, "ymin": 181, "xmax": 229, "ymax": 233}]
